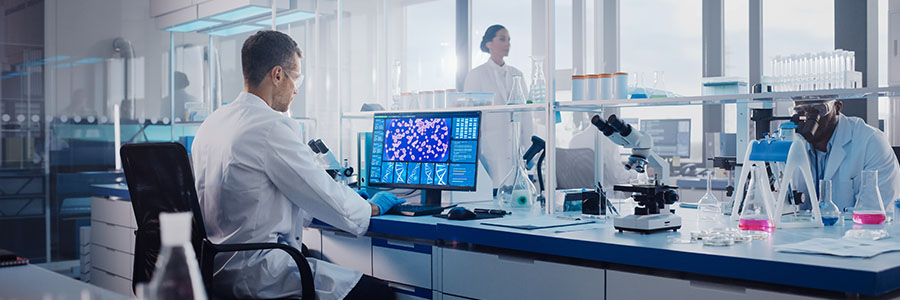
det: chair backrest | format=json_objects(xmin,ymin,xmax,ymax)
[{"xmin": 120, "ymin": 142, "xmax": 208, "ymax": 291}]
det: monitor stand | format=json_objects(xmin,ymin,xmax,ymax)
[{"xmin": 421, "ymin": 189, "xmax": 442, "ymax": 206}]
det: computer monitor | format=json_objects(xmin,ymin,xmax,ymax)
[
  {"xmin": 368, "ymin": 111, "xmax": 481, "ymax": 205},
  {"xmin": 639, "ymin": 119, "xmax": 691, "ymax": 158}
]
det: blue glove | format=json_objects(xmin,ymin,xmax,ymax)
[
  {"xmin": 356, "ymin": 189, "xmax": 370, "ymax": 200},
  {"xmin": 369, "ymin": 192, "xmax": 405, "ymax": 215}
]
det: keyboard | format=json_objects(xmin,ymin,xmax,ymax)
[{"xmin": 388, "ymin": 204, "xmax": 457, "ymax": 216}]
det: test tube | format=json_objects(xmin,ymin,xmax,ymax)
[{"xmin": 613, "ymin": 72, "xmax": 629, "ymax": 99}]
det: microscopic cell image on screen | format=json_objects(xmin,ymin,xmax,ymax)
[{"xmin": 383, "ymin": 118, "xmax": 451, "ymax": 162}]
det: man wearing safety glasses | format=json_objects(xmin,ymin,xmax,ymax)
[{"xmin": 791, "ymin": 99, "xmax": 899, "ymax": 211}]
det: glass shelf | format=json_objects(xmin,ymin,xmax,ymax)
[
  {"xmin": 555, "ymin": 86, "xmax": 900, "ymax": 112},
  {"xmin": 341, "ymin": 103, "xmax": 548, "ymax": 119}
]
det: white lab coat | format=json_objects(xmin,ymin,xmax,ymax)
[
  {"xmin": 191, "ymin": 92, "xmax": 371, "ymax": 300},
  {"xmin": 464, "ymin": 59, "xmax": 534, "ymax": 187},
  {"xmin": 796, "ymin": 114, "xmax": 900, "ymax": 210}
]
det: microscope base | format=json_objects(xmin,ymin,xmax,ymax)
[{"xmin": 614, "ymin": 214, "xmax": 682, "ymax": 234}]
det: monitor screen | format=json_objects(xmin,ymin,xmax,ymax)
[
  {"xmin": 639, "ymin": 119, "xmax": 691, "ymax": 158},
  {"xmin": 369, "ymin": 111, "xmax": 481, "ymax": 191}
]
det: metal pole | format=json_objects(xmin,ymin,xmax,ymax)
[
  {"xmin": 545, "ymin": 0, "xmax": 556, "ymax": 215},
  {"xmin": 170, "ymin": 32, "xmax": 176, "ymax": 142}
]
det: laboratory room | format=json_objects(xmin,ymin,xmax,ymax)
[{"xmin": 5, "ymin": 0, "xmax": 900, "ymax": 299}]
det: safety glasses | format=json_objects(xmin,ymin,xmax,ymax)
[
  {"xmin": 285, "ymin": 69, "xmax": 304, "ymax": 88},
  {"xmin": 792, "ymin": 100, "xmax": 834, "ymax": 116}
]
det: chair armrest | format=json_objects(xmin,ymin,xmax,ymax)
[{"xmin": 204, "ymin": 241, "xmax": 316, "ymax": 300}]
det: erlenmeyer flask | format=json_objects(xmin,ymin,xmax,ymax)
[
  {"xmin": 698, "ymin": 170, "xmax": 722, "ymax": 221},
  {"xmin": 528, "ymin": 56, "xmax": 547, "ymax": 104},
  {"xmin": 818, "ymin": 179, "xmax": 841, "ymax": 226},
  {"xmin": 852, "ymin": 170, "xmax": 886, "ymax": 224},
  {"xmin": 507, "ymin": 75, "xmax": 527, "ymax": 105},
  {"xmin": 496, "ymin": 121, "xmax": 537, "ymax": 210},
  {"xmin": 739, "ymin": 166, "xmax": 775, "ymax": 232}
]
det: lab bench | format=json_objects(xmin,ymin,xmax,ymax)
[{"xmin": 90, "ymin": 184, "xmax": 900, "ymax": 299}]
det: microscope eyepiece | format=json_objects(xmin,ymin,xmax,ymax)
[
  {"xmin": 315, "ymin": 139, "xmax": 330, "ymax": 154},
  {"xmin": 591, "ymin": 114, "xmax": 617, "ymax": 136},
  {"xmin": 308, "ymin": 140, "xmax": 321, "ymax": 154},
  {"xmin": 607, "ymin": 114, "xmax": 632, "ymax": 137}
]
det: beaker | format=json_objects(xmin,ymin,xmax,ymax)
[
  {"xmin": 507, "ymin": 75, "xmax": 528, "ymax": 105},
  {"xmin": 819, "ymin": 179, "xmax": 841, "ymax": 226},
  {"xmin": 739, "ymin": 166, "xmax": 775, "ymax": 232},
  {"xmin": 698, "ymin": 170, "xmax": 722, "ymax": 221},
  {"xmin": 852, "ymin": 170, "xmax": 887, "ymax": 225},
  {"xmin": 529, "ymin": 56, "xmax": 547, "ymax": 103},
  {"xmin": 496, "ymin": 121, "xmax": 538, "ymax": 211}
]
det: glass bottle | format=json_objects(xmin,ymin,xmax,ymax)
[
  {"xmin": 650, "ymin": 71, "xmax": 666, "ymax": 98},
  {"xmin": 391, "ymin": 60, "xmax": 402, "ymax": 110},
  {"xmin": 818, "ymin": 179, "xmax": 841, "ymax": 226},
  {"xmin": 496, "ymin": 121, "xmax": 537, "ymax": 210},
  {"xmin": 145, "ymin": 212, "xmax": 207, "ymax": 300},
  {"xmin": 507, "ymin": 75, "xmax": 527, "ymax": 105},
  {"xmin": 697, "ymin": 170, "xmax": 722, "ymax": 221},
  {"xmin": 528, "ymin": 56, "xmax": 547, "ymax": 104},
  {"xmin": 852, "ymin": 170, "xmax": 887, "ymax": 225},
  {"xmin": 739, "ymin": 166, "xmax": 775, "ymax": 232}
]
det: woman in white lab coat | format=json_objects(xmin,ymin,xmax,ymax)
[{"xmin": 464, "ymin": 24, "xmax": 534, "ymax": 187}]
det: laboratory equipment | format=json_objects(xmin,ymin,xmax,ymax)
[
  {"xmin": 587, "ymin": 74, "xmax": 599, "ymax": 101},
  {"xmin": 522, "ymin": 135, "xmax": 547, "ymax": 199},
  {"xmin": 419, "ymin": 91, "xmax": 434, "ymax": 109},
  {"xmin": 434, "ymin": 90, "xmax": 446, "ymax": 109},
  {"xmin": 766, "ymin": 50, "xmax": 861, "ymax": 92},
  {"xmin": 853, "ymin": 170, "xmax": 887, "ymax": 225},
  {"xmin": 738, "ymin": 165, "xmax": 775, "ymax": 232},
  {"xmin": 591, "ymin": 114, "xmax": 681, "ymax": 233},
  {"xmin": 308, "ymin": 139, "xmax": 354, "ymax": 183},
  {"xmin": 613, "ymin": 72, "xmax": 628, "ymax": 99},
  {"xmin": 529, "ymin": 56, "xmax": 547, "ymax": 103},
  {"xmin": 650, "ymin": 71, "xmax": 667, "ymax": 98},
  {"xmin": 144, "ymin": 212, "xmax": 207, "ymax": 300},
  {"xmin": 368, "ymin": 111, "xmax": 482, "ymax": 205},
  {"xmin": 507, "ymin": 75, "xmax": 528, "ymax": 105},
  {"xmin": 731, "ymin": 120, "xmax": 823, "ymax": 228},
  {"xmin": 819, "ymin": 180, "xmax": 841, "ymax": 226},
  {"xmin": 599, "ymin": 73, "xmax": 613, "ymax": 100},
  {"xmin": 630, "ymin": 72, "xmax": 648, "ymax": 99},
  {"xmin": 572, "ymin": 75, "xmax": 586, "ymax": 102},
  {"xmin": 391, "ymin": 60, "xmax": 402, "ymax": 110},
  {"xmin": 639, "ymin": 119, "xmax": 691, "ymax": 158},
  {"xmin": 497, "ymin": 121, "xmax": 538, "ymax": 210},
  {"xmin": 697, "ymin": 170, "xmax": 722, "ymax": 221}
]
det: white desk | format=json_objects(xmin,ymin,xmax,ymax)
[{"xmin": 0, "ymin": 265, "xmax": 132, "ymax": 299}]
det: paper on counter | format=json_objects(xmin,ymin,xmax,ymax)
[
  {"xmin": 482, "ymin": 216, "xmax": 595, "ymax": 230},
  {"xmin": 774, "ymin": 238, "xmax": 900, "ymax": 258}
]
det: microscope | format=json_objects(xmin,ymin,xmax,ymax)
[
  {"xmin": 591, "ymin": 114, "xmax": 681, "ymax": 233},
  {"xmin": 308, "ymin": 139, "xmax": 354, "ymax": 184}
]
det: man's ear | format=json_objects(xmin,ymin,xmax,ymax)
[
  {"xmin": 270, "ymin": 65, "xmax": 284, "ymax": 85},
  {"xmin": 833, "ymin": 100, "xmax": 843, "ymax": 115}
]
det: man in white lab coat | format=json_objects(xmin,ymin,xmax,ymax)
[
  {"xmin": 792, "ymin": 100, "xmax": 899, "ymax": 210},
  {"xmin": 191, "ymin": 30, "xmax": 404, "ymax": 300}
]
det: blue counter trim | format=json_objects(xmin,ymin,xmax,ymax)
[
  {"xmin": 90, "ymin": 184, "xmax": 131, "ymax": 199},
  {"xmin": 372, "ymin": 238, "xmax": 432, "ymax": 255}
]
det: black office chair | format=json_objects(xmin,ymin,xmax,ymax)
[{"xmin": 121, "ymin": 142, "xmax": 315, "ymax": 299}]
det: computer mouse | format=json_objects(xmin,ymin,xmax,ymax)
[{"xmin": 447, "ymin": 207, "xmax": 477, "ymax": 220}]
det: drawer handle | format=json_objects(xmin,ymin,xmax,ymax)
[
  {"xmin": 497, "ymin": 255, "xmax": 534, "ymax": 264},
  {"xmin": 387, "ymin": 282, "xmax": 416, "ymax": 292},
  {"xmin": 689, "ymin": 280, "xmax": 747, "ymax": 294},
  {"xmin": 385, "ymin": 240, "xmax": 416, "ymax": 249},
  {"xmin": 329, "ymin": 231, "xmax": 358, "ymax": 239}
]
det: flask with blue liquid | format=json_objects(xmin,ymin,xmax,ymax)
[{"xmin": 818, "ymin": 179, "xmax": 841, "ymax": 226}]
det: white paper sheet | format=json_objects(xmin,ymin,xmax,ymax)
[{"xmin": 774, "ymin": 238, "xmax": 900, "ymax": 258}]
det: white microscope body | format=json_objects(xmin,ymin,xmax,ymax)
[{"xmin": 591, "ymin": 114, "xmax": 681, "ymax": 233}]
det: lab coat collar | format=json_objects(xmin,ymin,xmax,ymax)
[
  {"xmin": 236, "ymin": 91, "xmax": 271, "ymax": 109},
  {"xmin": 822, "ymin": 114, "xmax": 852, "ymax": 180},
  {"xmin": 487, "ymin": 57, "xmax": 507, "ymax": 68}
]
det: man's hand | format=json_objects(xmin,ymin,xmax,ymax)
[{"xmin": 368, "ymin": 191, "xmax": 405, "ymax": 216}]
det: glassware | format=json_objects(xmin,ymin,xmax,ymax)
[
  {"xmin": 650, "ymin": 71, "xmax": 666, "ymax": 98},
  {"xmin": 497, "ymin": 121, "xmax": 537, "ymax": 210},
  {"xmin": 818, "ymin": 179, "xmax": 841, "ymax": 226},
  {"xmin": 630, "ymin": 72, "xmax": 648, "ymax": 99},
  {"xmin": 698, "ymin": 170, "xmax": 722, "ymax": 221},
  {"xmin": 144, "ymin": 212, "xmax": 207, "ymax": 300},
  {"xmin": 507, "ymin": 75, "xmax": 528, "ymax": 105},
  {"xmin": 852, "ymin": 170, "xmax": 887, "ymax": 225},
  {"xmin": 528, "ymin": 56, "xmax": 547, "ymax": 104},
  {"xmin": 739, "ymin": 166, "xmax": 775, "ymax": 232},
  {"xmin": 391, "ymin": 60, "xmax": 402, "ymax": 110}
]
